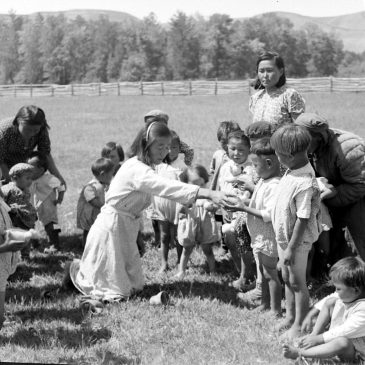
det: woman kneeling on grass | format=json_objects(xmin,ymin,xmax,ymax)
[{"xmin": 68, "ymin": 122, "xmax": 235, "ymax": 302}]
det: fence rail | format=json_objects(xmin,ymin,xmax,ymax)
[{"xmin": 1, "ymin": 77, "xmax": 365, "ymax": 97}]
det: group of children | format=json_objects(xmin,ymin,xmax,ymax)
[{"xmin": 0, "ymin": 108, "xmax": 364, "ymax": 363}]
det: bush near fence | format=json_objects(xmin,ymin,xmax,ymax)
[{"xmin": 1, "ymin": 77, "xmax": 365, "ymax": 97}]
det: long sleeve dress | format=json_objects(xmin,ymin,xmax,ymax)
[{"xmin": 70, "ymin": 157, "xmax": 199, "ymax": 301}]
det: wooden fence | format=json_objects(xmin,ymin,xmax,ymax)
[{"xmin": 0, "ymin": 77, "xmax": 365, "ymax": 97}]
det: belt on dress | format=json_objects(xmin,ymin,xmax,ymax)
[{"xmin": 101, "ymin": 204, "xmax": 139, "ymax": 220}]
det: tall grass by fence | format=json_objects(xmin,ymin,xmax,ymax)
[{"xmin": 1, "ymin": 77, "xmax": 365, "ymax": 97}]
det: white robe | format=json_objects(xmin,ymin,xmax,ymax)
[{"xmin": 70, "ymin": 157, "xmax": 199, "ymax": 300}]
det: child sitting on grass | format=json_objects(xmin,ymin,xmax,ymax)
[
  {"xmin": 27, "ymin": 152, "xmax": 65, "ymax": 251},
  {"xmin": 77, "ymin": 158, "xmax": 115, "ymax": 247},
  {"xmin": 283, "ymin": 256, "xmax": 365, "ymax": 363},
  {"xmin": 270, "ymin": 124, "xmax": 321, "ymax": 340},
  {"xmin": 175, "ymin": 165, "xmax": 220, "ymax": 279},
  {"xmin": 227, "ymin": 138, "xmax": 282, "ymax": 316}
]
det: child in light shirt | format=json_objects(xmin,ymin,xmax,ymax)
[
  {"xmin": 270, "ymin": 124, "xmax": 321, "ymax": 340},
  {"xmin": 228, "ymin": 138, "xmax": 282, "ymax": 315},
  {"xmin": 27, "ymin": 152, "xmax": 65, "ymax": 250},
  {"xmin": 284, "ymin": 257, "xmax": 365, "ymax": 363}
]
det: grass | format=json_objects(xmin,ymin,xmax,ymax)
[{"xmin": 0, "ymin": 92, "xmax": 363, "ymax": 364}]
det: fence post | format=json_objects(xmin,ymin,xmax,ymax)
[
  {"xmin": 214, "ymin": 78, "xmax": 218, "ymax": 95},
  {"xmin": 71, "ymin": 84, "xmax": 74, "ymax": 96},
  {"xmin": 161, "ymin": 82, "xmax": 164, "ymax": 96},
  {"xmin": 14, "ymin": 85, "xmax": 16, "ymax": 97},
  {"xmin": 51, "ymin": 85, "xmax": 54, "ymax": 97},
  {"xmin": 117, "ymin": 82, "xmax": 120, "ymax": 96},
  {"xmin": 248, "ymin": 79, "xmax": 251, "ymax": 96},
  {"xmin": 189, "ymin": 80, "xmax": 192, "ymax": 96},
  {"xmin": 140, "ymin": 80, "xmax": 144, "ymax": 95},
  {"xmin": 98, "ymin": 83, "xmax": 101, "ymax": 96},
  {"xmin": 30, "ymin": 84, "xmax": 33, "ymax": 98},
  {"xmin": 329, "ymin": 76, "xmax": 333, "ymax": 92}
]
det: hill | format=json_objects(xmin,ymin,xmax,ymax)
[{"xmin": 256, "ymin": 11, "xmax": 365, "ymax": 53}]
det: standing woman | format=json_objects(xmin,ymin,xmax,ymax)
[
  {"xmin": 70, "ymin": 122, "xmax": 234, "ymax": 301},
  {"xmin": 249, "ymin": 51, "xmax": 305, "ymax": 126},
  {"xmin": 0, "ymin": 105, "xmax": 66, "ymax": 187}
]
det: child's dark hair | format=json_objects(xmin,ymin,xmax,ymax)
[
  {"xmin": 270, "ymin": 124, "xmax": 311, "ymax": 155},
  {"xmin": 245, "ymin": 121, "xmax": 278, "ymax": 140},
  {"xmin": 127, "ymin": 122, "xmax": 171, "ymax": 165},
  {"xmin": 217, "ymin": 121, "xmax": 241, "ymax": 143},
  {"xmin": 164, "ymin": 130, "xmax": 180, "ymax": 164},
  {"xmin": 253, "ymin": 51, "xmax": 286, "ymax": 90},
  {"xmin": 101, "ymin": 141, "xmax": 125, "ymax": 162},
  {"xmin": 27, "ymin": 151, "xmax": 49, "ymax": 171},
  {"xmin": 227, "ymin": 130, "xmax": 250, "ymax": 148},
  {"xmin": 91, "ymin": 158, "xmax": 115, "ymax": 177},
  {"xmin": 330, "ymin": 257, "xmax": 365, "ymax": 290},
  {"xmin": 180, "ymin": 164, "xmax": 209, "ymax": 185},
  {"xmin": 250, "ymin": 137, "xmax": 275, "ymax": 156}
]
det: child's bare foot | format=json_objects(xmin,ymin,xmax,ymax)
[
  {"xmin": 252, "ymin": 304, "xmax": 270, "ymax": 313},
  {"xmin": 158, "ymin": 264, "xmax": 169, "ymax": 274},
  {"xmin": 282, "ymin": 344, "xmax": 299, "ymax": 359},
  {"xmin": 283, "ymin": 325, "xmax": 302, "ymax": 341},
  {"xmin": 276, "ymin": 318, "xmax": 294, "ymax": 333},
  {"xmin": 174, "ymin": 271, "xmax": 185, "ymax": 280},
  {"xmin": 229, "ymin": 278, "xmax": 254, "ymax": 292}
]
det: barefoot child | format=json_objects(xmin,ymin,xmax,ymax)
[
  {"xmin": 270, "ymin": 124, "xmax": 321, "ymax": 339},
  {"xmin": 148, "ymin": 130, "xmax": 186, "ymax": 272},
  {"xmin": 218, "ymin": 131, "xmax": 256, "ymax": 291},
  {"xmin": 175, "ymin": 165, "xmax": 220, "ymax": 279},
  {"xmin": 283, "ymin": 257, "xmax": 365, "ymax": 363},
  {"xmin": 228, "ymin": 138, "xmax": 282, "ymax": 315}
]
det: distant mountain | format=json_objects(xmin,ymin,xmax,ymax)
[
  {"xmin": 0, "ymin": 9, "xmax": 364, "ymax": 52},
  {"xmin": 0, "ymin": 9, "xmax": 140, "ymax": 26},
  {"xmin": 252, "ymin": 11, "xmax": 365, "ymax": 53}
]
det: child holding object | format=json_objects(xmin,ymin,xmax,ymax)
[
  {"xmin": 283, "ymin": 257, "xmax": 365, "ymax": 363},
  {"xmin": 175, "ymin": 165, "xmax": 221, "ymax": 279},
  {"xmin": 27, "ymin": 152, "xmax": 65, "ymax": 251},
  {"xmin": 218, "ymin": 131, "xmax": 256, "ymax": 292},
  {"xmin": 76, "ymin": 158, "xmax": 115, "ymax": 247},
  {"xmin": 227, "ymin": 138, "xmax": 282, "ymax": 315},
  {"xmin": 270, "ymin": 124, "xmax": 321, "ymax": 340}
]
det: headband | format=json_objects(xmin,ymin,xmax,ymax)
[{"xmin": 146, "ymin": 121, "xmax": 157, "ymax": 142}]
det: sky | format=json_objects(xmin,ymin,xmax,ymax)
[{"xmin": 0, "ymin": 0, "xmax": 365, "ymax": 22}]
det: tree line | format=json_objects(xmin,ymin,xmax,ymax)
[{"xmin": 0, "ymin": 11, "xmax": 363, "ymax": 85}]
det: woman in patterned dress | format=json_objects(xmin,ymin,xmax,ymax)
[
  {"xmin": 249, "ymin": 51, "xmax": 305, "ymax": 126},
  {"xmin": 0, "ymin": 105, "xmax": 66, "ymax": 187}
]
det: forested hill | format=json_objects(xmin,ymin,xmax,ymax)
[{"xmin": 0, "ymin": 9, "xmax": 364, "ymax": 52}]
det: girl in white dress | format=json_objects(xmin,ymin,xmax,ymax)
[{"xmin": 69, "ymin": 122, "xmax": 234, "ymax": 301}]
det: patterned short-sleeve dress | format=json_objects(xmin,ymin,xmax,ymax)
[{"xmin": 249, "ymin": 85, "xmax": 305, "ymax": 125}]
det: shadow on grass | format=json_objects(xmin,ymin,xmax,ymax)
[
  {"xmin": 140, "ymin": 280, "xmax": 240, "ymax": 306},
  {"xmin": 1, "ymin": 323, "xmax": 111, "ymax": 349}
]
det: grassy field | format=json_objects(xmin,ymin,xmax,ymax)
[{"xmin": 0, "ymin": 93, "xmax": 363, "ymax": 364}]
